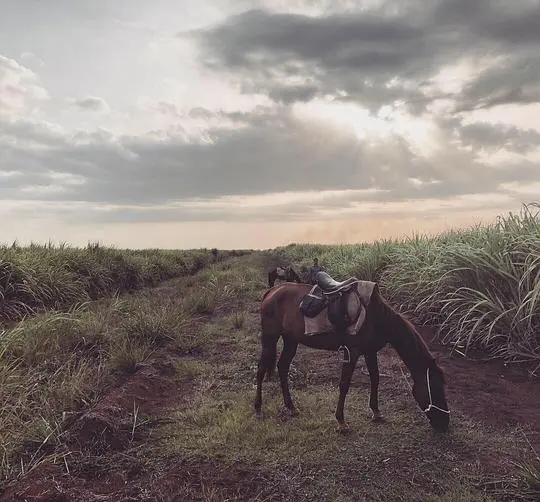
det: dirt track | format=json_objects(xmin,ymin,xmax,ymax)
[{"xmin": 1, "ymin": 263, "xmax": 539, "ymax": 501}]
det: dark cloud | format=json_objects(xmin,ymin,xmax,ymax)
[
  {"xmin": 71, "ymin": 96, "xmax": 110, "ymax": 112},
  {"xmin": 191, "ymin": 1, "xmax": 540, "ymax": 113},
  {"xmin": 191, "ymin": 8, "xmax": 436, "ymax": 112},
  {"xmin": 456, "ymin": 54, "xmax": 540, "ymax": 112},
  {"xmin": 440, "ymin": 117, "xmax": 540, "ymax": 155},
  {"xmin": 267, "ymin": 84, "xmax": 319, "ymax": 105},
  {"xmin": 1, "ymin": 118, "xmax": 67, "ymax": 147},
  {"xmin": 194, "ymin": 9, "xmax": 425, "ymax": 71}
]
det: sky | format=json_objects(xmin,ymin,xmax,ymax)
[{"xmin": 1, "ymin": 0, "xmax": 539, "ymax": 249}]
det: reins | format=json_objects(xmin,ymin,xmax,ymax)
[{"xmin": 423, "ymin": 367, "xmax": 450, "ymax": 414}]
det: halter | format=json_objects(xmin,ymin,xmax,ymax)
[{"xmin": 423, "ymin": 367, "xmax": 450, "ymax": 414}]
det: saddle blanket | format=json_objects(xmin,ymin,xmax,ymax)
[{"xmin": 302, "ymin": 280, "xmax": 376, "ymax": 336}]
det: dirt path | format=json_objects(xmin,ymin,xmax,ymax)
[{"xmin": 1, "ymin": 257, "xmax": 539, "ymax": 501}]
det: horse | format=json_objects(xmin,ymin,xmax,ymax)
[
  {"xmin": 254, "ymin": 277, "xmax": 450, "ymax": 433},
  {"xmin": 267, "ymin": 266, "xmax": 302, "ymax": 287}
]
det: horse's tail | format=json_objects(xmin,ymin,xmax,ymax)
[
  {"xmin": 262, "ymin": 331, "xmax": 278, "ymax": 380},
  {"xmin": 259, "ymin": 288, "xmax": 281, "ymax": 380}
]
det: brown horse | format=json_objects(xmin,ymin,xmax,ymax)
[
  {"xmin": 254, "ymin": 281, "xmax": 450, "ymax": 432},
  {"xmin": 267, "ymin": 266, "xmax": 302, "ymax": 287}
]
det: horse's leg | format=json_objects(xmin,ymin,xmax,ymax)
[
  {"xmin": 335, "ymin": 347, "xmax": 360, "ymax": 432},
  {"xmin": 254, "ymin": 333, "xmax": 279, "ymax": 419},
  {"xmin": 365, "ymin": 352, "xmax": 384, "ymax": 422},
  {"xmin": 277, "ymin": 337, "xmax": 299, "ymax": 416}
]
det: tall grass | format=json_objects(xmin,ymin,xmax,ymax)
[
  {"xmin": 274, "ymin": 202, "xmax": 540, "ymax": 366},
  {"xmin": 0, "ymin": 243, "xmax": 247, "ymax": 322}
]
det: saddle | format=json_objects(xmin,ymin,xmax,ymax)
[
  {"xmin": 299, "ymin": 271, "xmax": 363, "ymax": 331},
  {"xmin": 316, "ymin": 272, "xmax": 360, "ymax": 293}
]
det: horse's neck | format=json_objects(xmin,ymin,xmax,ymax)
[{"xmin": 384, "ymin": 311, "xmax": 431, "ymax": 378}]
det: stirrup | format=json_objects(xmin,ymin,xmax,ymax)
[{"xmin": 338, "ymin": 345, "xmax": 351, "ymax": 363}]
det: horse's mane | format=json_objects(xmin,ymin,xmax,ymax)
[{"xmin": 373, "ymin": 286, "xmax": 445, "ymax": 382}]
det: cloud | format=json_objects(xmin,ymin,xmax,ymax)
[
  {"xmin": 192, "ymin": 1, "xmax": 540, "ymax": 113},
  {"xmin": 20, "ymin": 52, "xmax": 45, "ymax": 67},
  {"xmin": 70, "ymin": 95, "xmax": 111, "ymax": 112},
  {"xmin": 439, "ymin": 116, "xmax": 540, "ymax": 155},
  {"xmin": 0, "ymin": 55, "xmax": 48, "ymax": 114},
  {"xmin": 191, "ymin": 7, "xmax": 436, "ymax": 113},
  {"xmin": 2, "ymin": 103, "xmax": 538, "ymax": 219}
]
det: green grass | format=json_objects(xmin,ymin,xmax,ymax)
[
  {"xmin": 161, "ymin": 381, "xmax": 531, "ymax": 501},
  {"xmin": 0, "ymin": 242, "xmax": 249, "ymax": 322},
  {"xmin": 0, "ymin": 252, "xmax": 261, "ymax": 484},
  {"xmin": 274, "ymin": 202, "xmax": 540, "ymax": 367},
  {"xmin": 0, "ymin": 289, "xmax": 201, "ymax": 482}
]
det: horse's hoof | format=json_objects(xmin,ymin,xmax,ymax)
[
  {"xmin": 371, "ymin": 413, "xmax": 385, "ymax": 423},
  {"xmin": 287, "ymin": 407, "xmax": 299, "ymax": 417},
  {"xmin": 337, "ymin": 422, "xmax": 351, "ymax": 434},
  {"xmin": 255, "ymin": 411, "xmax": 264, "ymax": 420}
]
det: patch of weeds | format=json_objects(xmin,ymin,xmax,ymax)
[
  {"xmin": 423, "ymin": 485, "xmax": 494, "ymax": 502},
  {"xmin": 5, "ymin": 307, "xmax": 92, "ymax": 366},
  {"xmin": 175, "ymin": 358, "xmax": 208, "ymax": 383},
  {"xmin": 231, "ymin": 309, "xmax": 246, "ymax": 329},
  {"xmin": 107, "ymin": 338, "xmax": 154, "ymax": 375},
  {"xmin": 0, "ymin": 311, "xmax": 109, "ymax": 481},
  {"xmin": 514, "ymin": 458, "xmax": 540, "ymax": 501},
  {"xmin": 175, "ymin": 323, "xmax": 216, "ymax": 356},
  {"xmin": 164, "ymin": 389, "xmax": 360, "ymax": 460},
  {"xmin": 0, "ymin": 290, "xmax": 196, "ymax": 482},
  {"xmin": 480, "ymin": 458, "xmax": 540, "ymax": 502},
  {"xmin": 120, "ymin": 305, "xmax": 192, "ymax": 347},
  {"xmin": 185, "ymin": 290, "xmax": 217, "ymax": 315}
]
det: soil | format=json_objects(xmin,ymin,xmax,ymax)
[{"xmin": 1, "ymin": 290, "xmax": 538, "ymax": 501}]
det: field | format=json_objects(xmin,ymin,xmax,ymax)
[{"xmin": 0, "ymin": 205, "xmax": 539, "ymax": 501}]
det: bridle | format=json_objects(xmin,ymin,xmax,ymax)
[{"xmin": 423, "ymin": 367, "xmax": 450, "ymax": 415}]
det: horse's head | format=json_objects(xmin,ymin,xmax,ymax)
[
  {"xmin": 286, "ymin": 266, "xmax": 301, "ymax": 283},
  {"xmin": 411, "ymin": 360, "xmax": 450, "ymax": 432}
]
